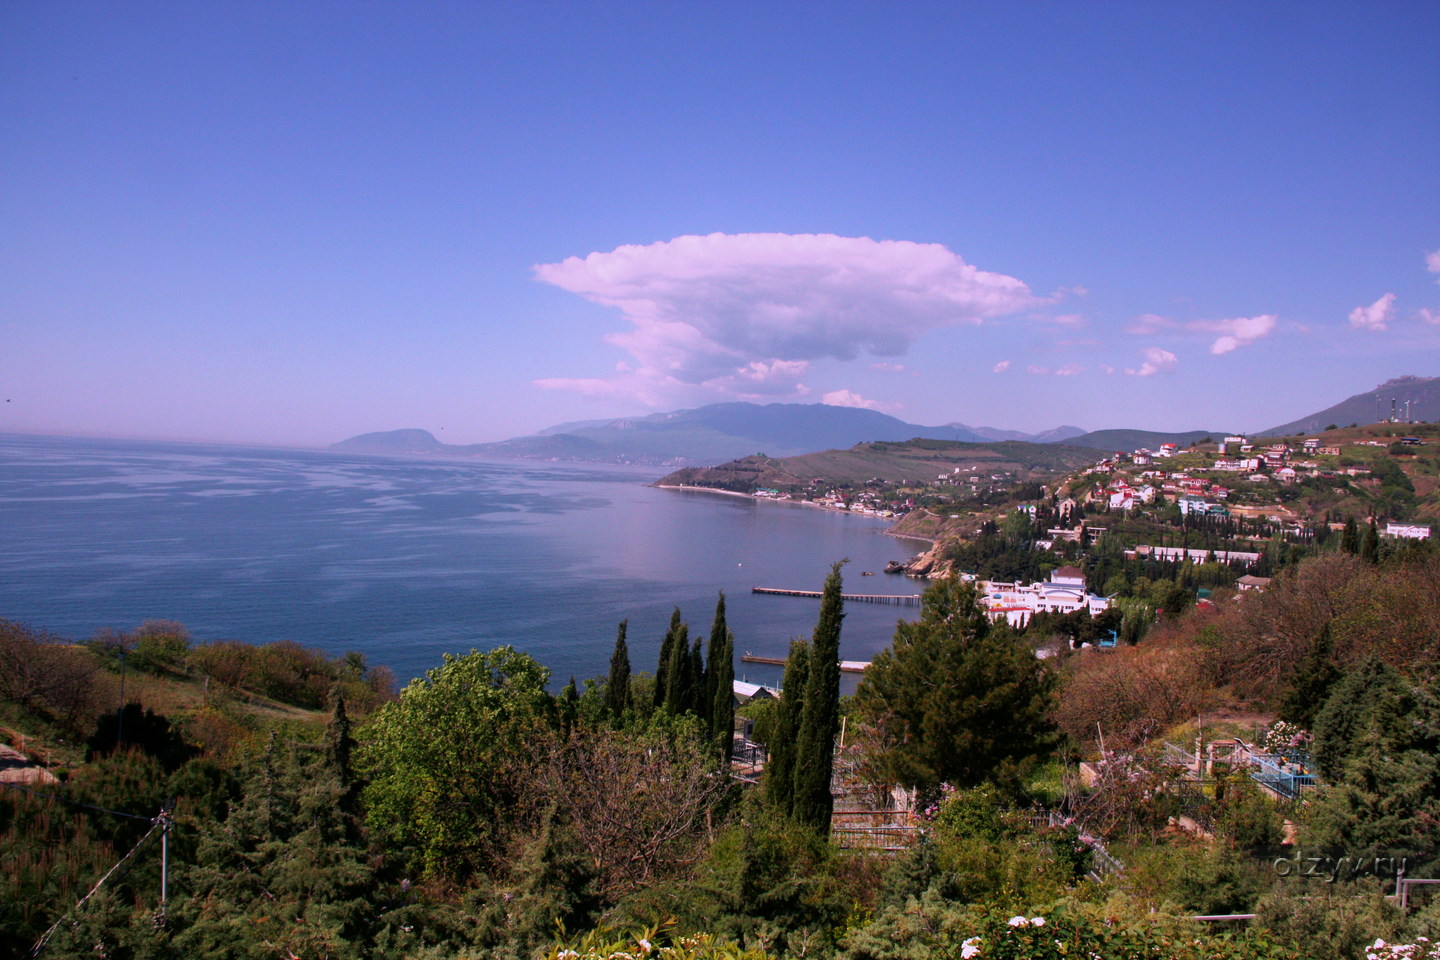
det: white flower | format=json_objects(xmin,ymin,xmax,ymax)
[
  {"xmin": 1008, "ymin": 916, "xmax": 1029, "ymax": 927},
  {"xmin": 1030, "ymin": 917, "xmax": 1045, "ymax": 927},
  {"xmin": 961, "ymin": 937, "xmax": 982, "ymax": 959}
]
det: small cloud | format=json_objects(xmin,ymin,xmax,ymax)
[
  {"xmin": 822, "ymin": 388, "xmax": 890, "ymax": 411},
  {"xmin": 1047, "ymin": 313, "xmax": 1087, "ymax": 328},
  {"xmin": 992, "ymin": 360, "xmax": 1011, "ymax": 373},
  {"xmin": 1127, "ymin": 313, "xmax": 1173, "ymax": 335},
  {"xmin": 1349, "ymin": 293, "xmax": 1396, "ymax": 331},
  {"xmin": 1056, "ymin": 364, "xmax": 1083, "ymax": 376},
  {"xmin": 1130, "ymin": 312, "xmax": 1276, "ymax": 353},
  {"xmin": 1419, "ymin": 308, "xmax": 1440, "ymax": 325},
  {"xmin": 1207, "ymin": 314, "xmax": 1277, "ymax": 354},
  {"xmin": 1126, "ymin": 347, "xmax": 1178, "ymax": 377},
  {"xmin": 1426, "ymin": 249, "xmax": 1440, "ymax": 279},
  {"xmin": 1026, "ymin": 364, "xmax": 1052, "ymax": 375},
  {"xmin": 1100, "ymin": 364, "xmax": 1116, "ymax": 375},
  {"xmin": 870, "ymin": 362, "xmax": 906, "ymax": 373}
]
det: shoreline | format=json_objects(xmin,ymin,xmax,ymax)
[{"xmin": 653, "ymin": 483, "xmax": 934, "ymax": 549}]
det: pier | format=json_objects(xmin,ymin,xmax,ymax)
[
  {"xmin": 751, "ymin": 587, "xmax": 921, "ymax": 607},
  {"xmin": 741, "ymin": 653, "xmax": 870, "ymax": 673}
]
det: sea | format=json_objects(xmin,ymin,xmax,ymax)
[{"xmin": 0, "ymin": 433, "xmax": 930, "ymax": 692}]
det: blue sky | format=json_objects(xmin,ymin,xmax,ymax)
[{"xmin": 3, "ymin": 1, "xmax": 1438, "ymax": 446}]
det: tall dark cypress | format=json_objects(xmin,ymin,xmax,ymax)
[
  {"xmin": 704, "ymin": 593, "xmax": 728, "ymax": 724},
  {"xmin": 689, "ymin": 634, "xmax": 706, "ymax": 717},
  {"xmin": 607, "ymin": 620, "xmax": 632, "ymax": 719},
  {"xmin": 765, "ymin": 638, "xmax": 810, "ymax": 815},
  {"xmin": 792, "ymin": 561, "xmax": 845, "ymax": 834},
  {"xmin": 326, "ymin": 694, "xmax": 358, "ymax": 816},
  {"xmin": 710, "ymin": 626, "xmax": 735, "ymax": 765},
  {"xmin": 664, "ymin": 621, "xmax": 691, "ymax": 715},
  {"xmin": 654, "ymin": 608, "xmax": 682, "ymax": 711}
]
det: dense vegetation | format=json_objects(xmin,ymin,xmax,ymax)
[{"xmin": 4, "ymin": 527, "xmax": 1440, "ymax": 959}]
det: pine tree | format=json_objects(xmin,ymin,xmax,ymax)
[
  {"xmin": 1277, "ymin": 624, "xmax": 1341, "ymax": 728},
  {"xmin": 607, "ymin": 620, "xmax": 631, "ymax": 719},
  {"xmin": 326, "ymin": 694, "xmax": 358, "ymax": 815},
  {"xmin": 654, "ymin": 609, "xmax": 681, "ymax": 711},
  {"xmin": 792, "ymin": 561, "xmax": 845, "ymax": 834},
  {"xmin": 765, "ymin": 638, "xmax": 809, "ymax": 815}
]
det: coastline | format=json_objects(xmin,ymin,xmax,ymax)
[{"xmin": 653, "ymin": 483, "xmax": 934, "ymax": 549}]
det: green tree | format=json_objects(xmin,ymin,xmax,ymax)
[
  {"xmin": 607, "ymin": 620, "xmax": 631, "ymax": 719},
  {"xmin": 360, "ymin": 646, "xmax": 554, "ymax": 880},
  {"xmin": 654, "ymin": 609, "xmax": 682, "ymax": 712},
  {"xmin": 707, "ymin": 595, "xmax": 736, "ymax": 765},
  {"xmin": 765, "ymin": 639, "xmax": 810, "ymax": 815},
  {"xmin": 664, "ymin": 619, "xmax": 691, "ymax": 715},
  {"xmin": 854, "ymin": 578, "xmax": 1056, "ymax": 796},
  {"xmin": 792, "ymin": 561, "xmax": 845, "ymax": 834}
]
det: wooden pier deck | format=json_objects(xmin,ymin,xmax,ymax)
[
  {"xmin": 741, "ymin": 653, "xmax": 870, "ymax": 673},
  {"xmin": 752, "ymin": 587, "xmax": 921, "ymax": 607}
]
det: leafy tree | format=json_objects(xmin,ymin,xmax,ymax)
[
  {"xmin": 360, "ymin": 646, "xmax": 554, "ymax": 880},
  {"xmin": 607, "ymin": 620, "xmax": 631, "ymax": 719},
  {"xmin": 792, "ymin": 561, "xmax": 845, "ymax": 834},
  {"xmin": 855, "ymin": 578, "xmax": 1056, "ymax": 796}
]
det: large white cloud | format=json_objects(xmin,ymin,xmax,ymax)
[
  {"xmin": 1349, "ymin": 293, "xmax": 1396, "ymax": 331},
  {"xmin": 532, "ymin": 233, "xmax": 1040, "ymax": 403}
]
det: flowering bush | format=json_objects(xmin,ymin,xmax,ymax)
[
  {"xmin": 1261, "ymin": 720, "xmax": 1312, "ymax": 756},
  {"xmin": 1368, "ymin": 938, "xmax": 1440, "ymax": 960}
]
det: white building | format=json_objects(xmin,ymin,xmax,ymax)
[
  {"xmin": 1385, "ymin": 522, "xmax": 1432, "ymax": 540},
  {"xmin": 978, "ymin": 566, "xmax": 1109, "ymax": 627}
]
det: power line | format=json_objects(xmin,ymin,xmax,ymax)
[{"xmin": 0, "ymin": 779, "xmax": 154, "ymax": 821}]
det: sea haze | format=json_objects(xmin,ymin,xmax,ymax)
[{"xmin": 0, "ymin": 434, "xmax": 928, "ymax": 689}]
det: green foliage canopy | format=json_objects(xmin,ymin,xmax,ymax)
[{"xmin": 360, "ymin": 646, "xmax": 554, "ymax": 880}]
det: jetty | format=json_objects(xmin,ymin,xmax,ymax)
[
  {"xmin": 741, "ymin": 653, "xmax": 871, "ymax": 673},
  {"xmin": 752, "ymin": 587, "xmax": 920, "ymax": 607}
]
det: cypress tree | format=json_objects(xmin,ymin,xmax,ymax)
[
  {"xmin": 607, "ymin": 620, "xmax": 631, "ymax": 719},
  {"xmin": 559, "ymin": 676, "xmax": 579, "ymax": 735},
  {"xmin": 1277, "ymin": 623, "xmax": 1340, "ymax": 728},
  {"xmin": 664, "ymin": 621, "xmax": 691, "ymax": 715},
  {"xmin": 654, "ymin": 608, "xmax": 682, "ymax": 711},
  {"xmin": 766, "ymin": 639, "xmax": 810, "ymax": 815},
  {"xmin": 689, "ymin": 633, "xmax": 706, "ymax": 717},
  {"xmin": 792, "ymin": 561, "xmax": 845, "ymax": 834},
  {"xmin": 326, "ymin": 694, "xmax": 357, "ymax": 814},
  {"xmin": 704, "ymin": 593, "xmax": 729, "ymax": 716},
  {"xmin": 710, "ymin": 620, "xmax": 736, "ymax": 766},
  {"xmin": 1361, "ymin": 519, "xmax": 1381, "ymax": 564},
  {"xmin": 1341, "ymin": 516, "xmax": 1360, "ymax": 554}
]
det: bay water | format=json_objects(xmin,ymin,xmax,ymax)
[{"xmin": 0, "ymin": 433, "xmax": 929, "ymax": 690}]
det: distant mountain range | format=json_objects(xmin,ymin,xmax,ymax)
[
  {"xmin": 1260, "ymin": 375, "xmax": 1440, "ymax": 437},
  {"xmin": 332, "ymin": 377, "xmax": 1436, "ymax": 466},
  {"xmin": 331, "ymin": 404, "xmax": 1091, "ymax": 466}
]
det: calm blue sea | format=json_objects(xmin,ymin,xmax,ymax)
[{"xmin": 0, "ymin": 434, "xmax": 928, "ymax": 690}]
